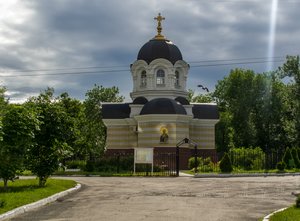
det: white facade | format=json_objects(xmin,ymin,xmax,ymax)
[{"xmin": 130, "ymin": 59, "xmax": 189, "ymax": 101}]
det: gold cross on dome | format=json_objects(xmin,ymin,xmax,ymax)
[{"xmin": 154, "ymin": 13, "xmax": 165, "ymax": 40}]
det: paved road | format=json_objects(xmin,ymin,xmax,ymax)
[{"xmin": 10, "ymin": 176, "xmax": 300, "ymax": 221}]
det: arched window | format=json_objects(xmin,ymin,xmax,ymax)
[
  {"xmin": 141, "ymin": 70, "xmax": 147, "ymax": 87},
  {"xmin": 175, "ymin": 71, "xmax": 180, "ymax": 87},
  {"xmin": 156, "ymin": 69, "xmax": 165, "ymax": 85}
]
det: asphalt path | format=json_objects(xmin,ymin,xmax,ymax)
[{"xmin": 9, "ymin": 176, "xmax": 300, "ymax": 221}]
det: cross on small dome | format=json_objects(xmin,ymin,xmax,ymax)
[{"xmin": 154, "ymin": 13, "xmax": 165, "ymax": 40}]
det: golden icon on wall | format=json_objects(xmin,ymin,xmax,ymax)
[{"xmin": 160, "ymin": 127, "xmax": 169, "ymax": 143}]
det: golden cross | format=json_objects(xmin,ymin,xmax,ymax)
[{"xmin": 154, "ymin": 13, "xmax": 165, "ymax": 39}]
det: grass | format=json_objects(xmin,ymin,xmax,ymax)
[
  {"xmin": 0, "ymin": 179, "xmax": 76, "ymax": 215},
  {"xmin": 270, "ymin": 206, "xmax": 300, "ymax": 221}
]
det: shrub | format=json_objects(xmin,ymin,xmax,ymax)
[
  {"xmin": 282, "ymin": 148, "xmax": 295, "ymax": 169},
  {"xmin": 219, "ymin": 153, "xmax": 233, "ymax": 173},
  {"xmin": 84, "ymin": 156, "xmax": 134, "ymax": 172},
  {"xmin": 188, "ymin": 157, "xmax": 216, "ymax": 172},
  {"xmin": 276, "ymin": 161, "xmax": 286, "ymax": 171},
  {"xmin": 296, "ymin": 196, "xmax": 300, "ymax": 208},
  {"xmin": 229, "ymin": 147, "xmax": 265, "ymax": 170},
  {"xmin": 188, "ymin": 157, "xmax": 202, "ymax": 170},
  {"xmin": 0, "ymin": 199, "xmax": 5, "ymax": 208},
  {"xmin": 291, "ymin": 148, "xmax": 300, "ymax": 169},
  {"xmin": 85, "ymin": 160, "xmax": 95, "ymax": 172},
  {"xmin": 65, "ymin": 160, "xmax": 86, "ymax": 170}
]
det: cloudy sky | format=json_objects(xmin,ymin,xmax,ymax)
[{"xmin": 1, "ymin": 0, "xmax": 299, "ymax": 102}]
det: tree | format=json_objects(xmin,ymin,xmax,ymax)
[
  {"xmin": 213, "ymin": 66, "xmax": 296, "ymax": 151},
  {"xmin": 279, "ymin": 55, "xmax": 300, "ymax": 147},
  {"xmin": 187, "ymin": 89, "xmax": 214, "ymax": 103},
  {"xmin": 213, "ymin": 69, "xmax": 260, "ymax": 148},
  {"xmin": 57, "ymin": 92, "xmax": 85, "ymax": 160},
  {"xmin": 0, "ymin": 105, "xmax": 39, "ymax": 189},
  {"xmin": 25, "ymin": 88, "xmax": 73, "ymax": 186},
  {"xmin": 80, "ymin": 85, "xmax": 124, "ymax": 159}
]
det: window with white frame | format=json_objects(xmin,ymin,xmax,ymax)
[
  {"xmin": 156, "ymin": 69, "xmax": 165, "ymax": 85},
  {"xmin": 141, "ymin": 70, "xmax": 147, "ymax": 87}
]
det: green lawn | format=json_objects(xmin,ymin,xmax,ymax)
[
  {"xmin": 270, "ymin": 206, "xmax": 300, "ymax": 221},
  {"xmin": 0, "ymin": 179, "xmax": 76, "ymax": 215}
]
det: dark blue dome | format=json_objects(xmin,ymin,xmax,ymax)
[
  {"xmin": 137, "ymin": 39, "xmax": 182, "ymax": 64},
  {"xmin": 132, "ymin": 96, "xmax": 148, "ymax": 104},
  {"xmin": 140, "ymin": 98, "xmax": 187, "ymax": 115}
]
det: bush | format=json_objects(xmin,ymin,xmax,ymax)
[
  {"xmin": 65, "ymin": 160, "xmax": 86, "ymax": 170},
  {"xmin": 283, "ymin": 148, "xmax": 295, "ymax": 169},
  {"xmin": 296, "ymin": 196, "xmax": 300, "ymax": 208},
  {"xmin": 0, "ymin": 199, "xmax": 5, "ymax": 208},
  {"xmin": 291, "ymin": 148, "xmax": 300, "ymax": 169},
  {"xmin": 219, "ymin": 153, "xmax": 233, "ymax": 173},
  {"xmin": 85, "ymin": 160, "xmax": 95, "ymax": 172},
  {"xmin": 229, "ymin": 147, "xmax": 265, "ymax": 170},
  {"xmin": 188, "ymin": 157, "xmax": 216, "ymax": 172},
  {"xmin": 276, "ymin": 161, "xmax": 286, "ymax": 171},
  {"xmin": 84, "ymin": 156, "xmax": 134, "ymax": 172},
  {"xmin": 188, "ymin": 157, "xmax": 201, "ymax": 170}
]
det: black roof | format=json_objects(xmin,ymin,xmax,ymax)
[
  {"xmin": 140, "ymin": 98, "xmax": 187, "ymax": 115},
  {"xmin": 132, "ymin": 96, "xmax": 148, "ymax": 104},
  {"xmin": 175, "ymin": 96, "xmax": 190, "ymax": 105},
  {"xmin": 192, "ymin": 104, "xmax": 219, "ymax": 119},
  {"xmin": 102, "ymin": 103, "xmax": 130, "ymax": 119},
  {"xmin": 137, "ymin": 39, "xmax": 182, "ymax": 64}
]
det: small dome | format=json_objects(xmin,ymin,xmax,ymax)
[
  {"xmin": 137, "ymin": 39, "xmax": 182, "ymax": 64},
  {"xmin": 175, "ymin": 97, "xmax": 190, "ymax": 105},
  {"xmin": 132, "ymin": 96, "xmax": 148, "ymax": 104},
  {"xmin": 140, "ymin": 98, "xmax": 187, "ymax": 115}
]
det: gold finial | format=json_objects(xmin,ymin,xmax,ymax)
[{"xmin": 154, "ymin": 13, "xmax": 165, "ymax": 40}]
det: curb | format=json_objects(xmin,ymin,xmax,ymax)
[
  {"xmin": 194, "ymin": 173, "xmax": 300, "ymax": 178},
  {"xmin": 263, "ymin": 207, "xmax": 287, "ymax": 221},
  {"xmin": 0, "ymin": 183, "xmax": 81, "ymax": 221}
]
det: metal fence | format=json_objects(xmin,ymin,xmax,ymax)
[
  {"xmin": 90, "ymin": 149, "xmax": 286, "ymax": 176},
  {"xmin": 193, "ymin": 149, "xmax": 286, "ymax": 173},
  {"xmin": 91, "ymin": 152, "xmax": 177, "ymax": 176}
]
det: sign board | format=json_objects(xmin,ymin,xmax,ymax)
[
  {"xmin": 134, "ymin": 148, "xmax": 153, "ymax": 174},
  {"xmin": 134, "ymin": 148, "xmax": 153, "ymax": 164}
]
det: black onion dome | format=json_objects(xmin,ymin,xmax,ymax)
[
  {"xmin": 137, "ymin": 39, "xmax": 182, "ymax": 64},
  {"xmin": 132, "ymin": 96, "xmax": 148, "ymax": 104},
  {"xmin": 175, "ymin": 97, "xmax": 190, "ymax": 105},
  {"xmin": 140, "ymin": 98, "xmax": 187, "ymax": 115}
]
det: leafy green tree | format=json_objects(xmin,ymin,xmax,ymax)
[
  {"xmin": 80, "ymin": 85, "xmax": 124, "ymax": 159},
  {"xmin": 279, "ymin": 55, "xmax": 300, "ymax": 147},
  {"xmin": 0, "ymin": 105, "xmax": 39, "ymax": 189},
  {"xmin": 187, "ymin": 89, "xmax": 213, "ymax": 103},
  {"xmin": 25, "ymin": 88, "xmax": 73, "ymax": 186},
  {"xmin": 214, "ymin": 69, "xmax": 260, "ymax": 148},
  {"xmin": 57, "ymin": 92, "xmax": 85, "ymax": 160},
  {"xmin": 213, "ymin": 65, "xmax": 296, "ymax": 151}
]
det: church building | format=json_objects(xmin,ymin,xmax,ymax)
[{"xmin": 102, "ymin": 14, "xmax": 219, "ymax": 169}]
